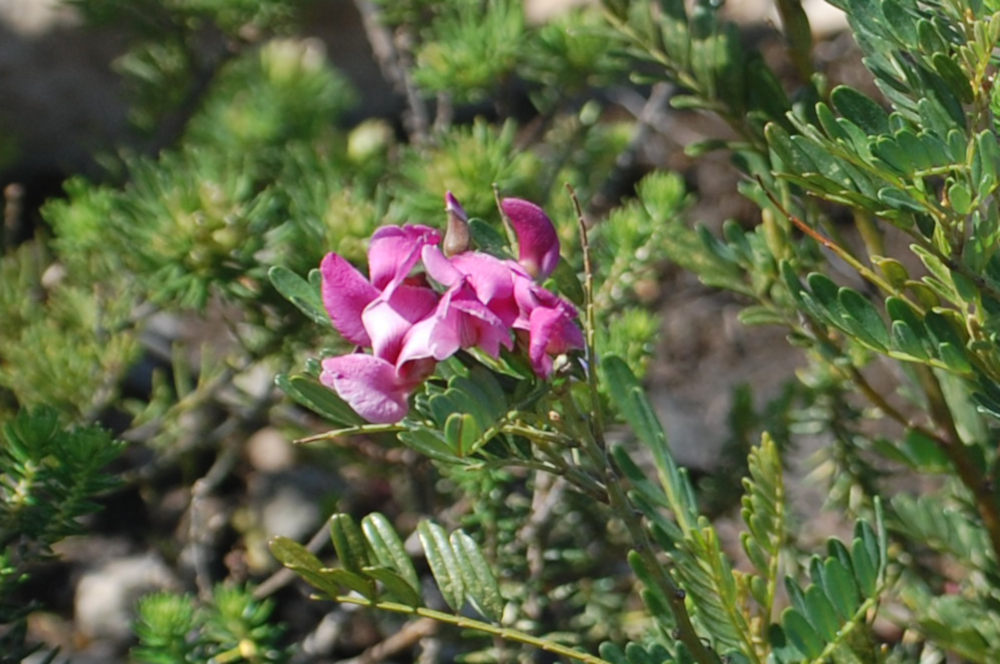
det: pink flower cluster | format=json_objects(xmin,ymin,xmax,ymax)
[{"xmin": 318, "ymin": 194, "xmax": 584, "ymax": 423}]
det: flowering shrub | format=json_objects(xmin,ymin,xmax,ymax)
[{"xmin": 7, "ymin": 0, "xmax": 1000, "ymax": 662}]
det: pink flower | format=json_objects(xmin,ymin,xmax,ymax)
[
  {"xmin": 315, "ymin": 195, "xmax": 583, "ymax": 423},
  {"xmin": 319, "ymin": 225, "xmax": 443, "ymax": 423},
  {"xmin": 512, "ymin": 273, "xmax": 585, "ymax": 377},
  {"xmin": 501, "ymin": 197, "xmax": 561, "ymax": 280}
]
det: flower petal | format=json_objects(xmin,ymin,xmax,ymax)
[
  {"xmin": 320, "ymin": 252, "xmax": 379, "ymax": 347},
  {"xmin": 320, "ymin": 354, "xmax": 410, "ymax": 423},
  {"xmin": 368, "ymin": 224, "xmax": 441, "ymax": 291},
  {"xmin": 362, "ymin": 284, "xmax": 438, "ymax": 363},
  {"xmin": 501, "ymin": 198, "xmax": 560, "ymax": 280},
  {"xmin": 527, "ymin": 304, "xmax": 584, "ymax": 377}
]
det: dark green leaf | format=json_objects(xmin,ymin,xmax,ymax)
[
  {"xmin": 803, "ymin": 584, "xmax": 840, "ymax": 641},
  {"xmin": 269, "ymin": 537, "xmax": 342, "ymax": 598},
  {"xmin": 781, "ymin": 607, "xmax": 824, "ymax": 659},
  {"xmin": 444, "ymin": 412, "xmax": 482, "ymax": 457},
  {"xmin": 822, "ymin": 558, "xmax": 860, "ymax": 620},
  {"xmin": 363, "ymin": 566, "xmax": 422, "ymax": 606},
  {"xmin": 832, "ymin": 86, "xmax": 889, "ymax": 135},
  {"xmin": 330, "ymin": 514, "xmax": 371, "ymax": 573},
  {"xmin": 276, "ymin": 373, "xmax": 365, "ymax": 426},
  {"xmin": 602, "ymin": 355, "xmax": 697, "ymax": 530},
  {"xmin": 837, "ymin": 288, "xmax": 890, "ymax": 350},
  {"xmin": 323, "ymin": 568, "xmax": 376, "ymax": 600},
  {"xmin": 268, "ymin": 265, "xmax": 330, "ymax": 326},
  {"xmin": 361, "ymin": 513, "xmax": 420, "ymax": 591},
  {"xmin": 417, "ymin": 521, "xmax": 465, "ymax": 612},
  {"xmin": 450, "ymin": 530, "xmax": 504, "ymax": 622}
]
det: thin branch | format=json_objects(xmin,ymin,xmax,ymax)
[
  {"xmin": 335, "ymin": 597, "xmax": 613, "ymax": 664},
  {"xmin": 353, "ymin": 0, "xmax": 429, "ymax": 142},
  {"xmin": 593, "ymin": 82, "xmax": 673, "ymax": 210},
  {"xmin": 336, "ymin": 617, "xmax": 438, "ymax": 664}
]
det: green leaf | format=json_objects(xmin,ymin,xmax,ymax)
[
  {"xmin": 837, "ymin": 288, "xmax": 890, "ymax": 350},
  {"xmin": 932, "ymin": 53, "xmax": 973, "ymax": 104},
  {"xmin": 444, "ymin": 412, "xmax": 482, "ymax": 457},
  {"xmin": 323, "ymin": 567, "xmax": 376, "ymax": 600},
  {"xmin": 877, "ymin": 187, "xmax": 925, "ymax": 212},
  {"xmin": 738, "ymin": 305, "xmax": 787, "ymax": 326},
  {"xmin": 831, "ymin": 86, "xmax": 889, "ymax": 135},
  {"xmin": 269, "ymin": 536, "xmax": 342, "ymax": 599},
  {"xmin": 602, "ymin": 355, "xmax": 697, "ymax": 531},
  {"xmin": 450, "ymin": 530, "xmax": 504, "ymax": 622},
  {"xmin": 268, "ymin": 265, "xmax": 330, "ymax": 326},
  {"xmin": 803, "ymin": 583, "xmax": 840, "ymax": 642},
  {"xmin": 890, "ymin": 320, "xmax": 929, "ymax": 360},
  {"xmin": 397, "ymin": 429, "xmax": 462, "ymax": 463},
  {"xmin": 948, "ymin": 180, "xmax": 973, "ymax": 215},
  {"xmin": 363, "ymin": 566, "xmax": 422, "ymax": 607},
  {"xmin": 821, "ymin": 558, "xmax": 860, "ymax": 621},
  {"xmin": 417, "ymin": 520, "xmax": 465, "ymax": 612},
  {"xmin": 269, "ymin": 536, "xmax": 323, "ymax": 573},
  {"xmin": 781, "ymin": 607, "xmax": 824, "ymax": 658},
  {"xmin": 851, "ymin": 532, "xmax": 878, "ymax": 597},
  {"xmin": 361, "ymin": 513, "xmax": 421, "ymax": 592},
  {"xmin": 329, "ymin": 514, "xmax": 371, "ymax": 574},
  {"xmin": 276, "ymin": 373, "xmax": 365, "ymax": 426}
]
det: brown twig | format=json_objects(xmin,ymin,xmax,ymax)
[
  {"xmin": 336, "ymin": 617, "xmax": 438, "ymax": 664},
  {"xmin": 353, "ymin": 0, "xmax": 429, "ymax": 142},
  {"xmin": 593, "ymin": 82, "xmax": 673, "ymax": 211}
]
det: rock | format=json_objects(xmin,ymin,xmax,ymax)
[{"xmin": 74, "ymin": 552, "xmax": 179, "ymax": 645}]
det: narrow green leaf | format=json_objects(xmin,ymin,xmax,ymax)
[
  {"xmin": 417, "ymin": 520, "xmax": 465, "ymax": 612},
  {"xmin": 361, "ymin": 513, "xmax": 420, "ymax": 591},
  {"xmin": 444, "ymin": 412, "xmax": 483, "ymax": 457},
  {"xmin": 739, "ymin": 305, "xmax": 787, "ymax": 326},
  {"xmin": 269, "ymin": 536, "xmax": 324, "ymax": 573},
  {"xmin": 803, "ymin": 584, "xmax": 840, "ymax": 641},
  {"xmin": 323, "ymin": 567, "xmax": 376, "ymax": 600},
  {"xmin": 276, "ymin": 373, "xmax": 365, "ymax": 426},
  {"xmin": 602, "ymin": 355, "xmax": 697, "ymax": 530},
  {"xmin": 837, "ymin": 288, "xmax": 890, "ymax": 350},
  {"xmin": 781, "ymin": 608, "xmax": 824, "ymax": 659},
  {"xmin": 938, "ymin": 342, "xmax": 972, "ymax": 373},
  {"xmin": 268, "ymin": 265, "xmax": 330, "ymax": 326},
  {"xmin": 851, "ymin": 535, "xmax": 878, "ymax": 596},
  {"xmin": 362, "ymin": 566, "xmax": 422, "ymax": 607},
  {"xmin": 822, "ymin": 558, "xmax": 860, "ymax": 620},
  {"xmin": 831, "ymin": 86, "xmax": 889, "ymax": 135},
  {"xmin": 932, "ymin": 53, "xmax": 973, "ymax": 104},
  {"xmin": 877, "ymin": 187, "xmax": 925, "ymax": 212},
  {"xmin": 330, "ymin": 514, "xmax": 371, "ymax": 574},
  {"xmin": 890, "ymin": 320, "xmax": 929, "ymax": 360},
  {"xmin": 397, "ymin": 429, "xmax": 461, "ymax": 463},
  {"xmin": 450, "ymin": 530, "xmax": 504, "ymax": 622},
  {"xmin": 269, "ymin": 537, "xmax": 342, "ymax": 599}
]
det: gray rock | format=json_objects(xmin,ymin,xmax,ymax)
[{"xmin": 74, "ymin": 552, "xmax": 179, "ymax": 644}]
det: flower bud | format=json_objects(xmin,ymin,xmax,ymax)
[{"xmin": 442, "ymin": 191, "xmax": 471, "ymax": 257}]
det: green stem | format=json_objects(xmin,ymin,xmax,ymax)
[
  {"xmin": 914, "ymin": 366, "xmax": 1000, "ymax": 565},
  {"xmin": 335, "ymin": 597, "xmax": 613, "ymax": 664},
  {"xmin": 563, "ymin": 187, "xmax": 720, "ymax": 664},
  {"xmin": 294, "ymin": 423, "xmax": 406, "ymax": 444}
]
